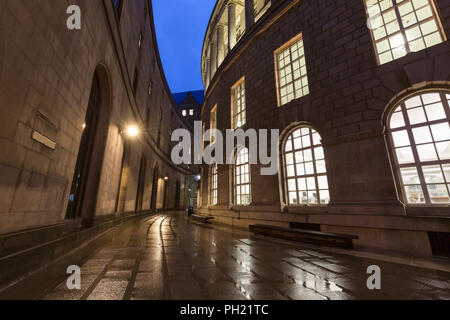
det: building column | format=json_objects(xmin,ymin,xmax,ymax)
[
  {"xmin": 228, "ymin": 2, "xmax": 237, "ymax": 51},
  {"xmin": 217, "ymin": 24, "xmax": 225, "ymax": 66},
  {"xmin": 205, "ymin": 57, "xmax": 211, "ymax": 89},
  {"xmin": 245, "ymin": 0, "xmax": 255, "ymax": 31},
  {"xmin": 210, "ymin": 42, "xmax": 217, "ymax": 77}
]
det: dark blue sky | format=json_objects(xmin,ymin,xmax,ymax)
[{"xmin": 153, "ymin": 1, "xmax": 216, "ymax": 94}]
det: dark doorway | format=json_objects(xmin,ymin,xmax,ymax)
[
  {"xmin": 135, "ymin": 154, "xmax": 147, "ymax": 212},
  {"xmin": 150, "ymin": 167, "xmax": 159, "ymax": 210},
  {"xmin": 65, "ymin": 66, "xmax": 111, "ymax": 227},
  {"xmin": 175, "ymin": 179, "xmax": 181, "ymax": 209}
]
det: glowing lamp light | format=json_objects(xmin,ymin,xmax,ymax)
[
  {"xmin": 124, "ymin": 125, "xmax": 140, "ymax": 137},
  {"xmin": 164, "ymin": 176, "xmax": 169, "ymax": 181}
]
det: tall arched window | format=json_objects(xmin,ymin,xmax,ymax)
[
  {"xmin": 235, "ymin": 147, "xmax": 251, "ymax": 206},
  {"xmin": 210, "ymin": 163, "xmax": 218, "ymax": 205},
  {"xmin": 388, "ymin": 91, "xmax": 450, "ymax": 204},
  {"xmin": 283, "ymin": 126, "xmax": 330, "ymax": 205}
]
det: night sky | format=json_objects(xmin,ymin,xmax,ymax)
[{"xmin": 153, "ymin": 0, "xmax": 216, "ymax": 94}]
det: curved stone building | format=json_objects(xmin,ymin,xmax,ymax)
[
  {"xmin": 199, "ymin": 0, "xmax": 450, "ymax": 257},
  {"xmin": 0, "ymin": 0, "xmax": 195, "ymax": 234}
]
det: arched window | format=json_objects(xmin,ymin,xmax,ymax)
[
  {"xmin": 210, "ymin": 163, "xmax": 218, "ymax": 205},
  {"xmin": 283, "ymin": 126, "xmax": 329, "ymax": 205},
  {"xmin": 235, "ymin": 147, "xmax": 251, "ymax": 206},
  {"xmin": 388, "ymin": 91, "xmax": 450, "ymax": 204}
]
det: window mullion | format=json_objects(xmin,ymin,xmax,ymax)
[
  {"xmin": 391, "ymin": 0, "xmax": 411, "ymax": 54},
  {"xmin": 289, "ymin": 47, "xmax": 296, "ymax": 100},
  {"xmin": 441, "ymin": 92, "xmax": 450, "ymax": 120}
]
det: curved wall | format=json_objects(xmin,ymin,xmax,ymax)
[
  {"xmin": 0, "ymin": 0, "xmax": 193, "ymax": 234},
  {"xmin": 199, "ymin": 0, "xmax": 450, "ymax": 256}
]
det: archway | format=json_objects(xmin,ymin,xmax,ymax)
[
  {"xmin": 156, "ymin": 178, "xmax": 165, "ymax": 210},
  {"xmin": 66, "ymin": 64, "xmax": 111, "ymax": 228},
  {"xmin": 135, "ymin": 154, "xmax": 147, "ymax": 212},
  {"xmin": 175, "ymin": 179, "xmax": 181, "ymax": 209},
  {"xmin": 150, "ymin": 167, "xmax": 159, "ymax": 210}
]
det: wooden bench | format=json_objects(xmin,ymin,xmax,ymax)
[
  {"xmin": 249, "ymin": 224, "xmax": 359, "ymax": 249},
  {"xmin": 190, "ymin": 214, "xmax": 215, "ymax": 224}
]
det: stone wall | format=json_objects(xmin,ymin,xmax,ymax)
[
  {"xmin": 0, "ymin": 0, "xmax": 192, "ymax": 234},
  {"xmin": 199, "ymin": 0, "xmax": 450, "ymax": 256}
]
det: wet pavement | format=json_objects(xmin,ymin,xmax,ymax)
[{"xmin": 41, "ymin": 212, "xmax": 450, "ymax": 300}]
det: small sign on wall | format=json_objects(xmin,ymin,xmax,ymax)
[{"xmin": 32, "ymin": 130, "xmax": 56, "ymax": 150}]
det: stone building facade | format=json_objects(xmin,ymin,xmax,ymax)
[
  {"xmin": 173, "ymin": 90, "xmax": 204, "ymax": 127},
  {"xmin": 199, "ymin": 0, "xmax": 450, "ymax": 257},
  {"xmin": 0, "ymin": 0, "xmax": 194, "ymax": 234}
]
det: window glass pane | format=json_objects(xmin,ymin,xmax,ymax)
[
  {"xmin": 289, "ymin": 192, "xmax": 298, "ymax": 205},
  {"xmin": 298, "ymin": 178, "xmax": 307, "ymax": 191},
  {"xmin": 314, "ymin": 147, "xmax": 324, "ymax": 160},
  {"xmin": 405, "ymin": 96, "xmax": 422, "ymax": 109},
  {"xmin": 396, "ymin": 147, "xmax": 415, "ymax": 164},
  {"xmin": 427, "ymin": 184, "xmax": 450, "ymax": 203},
  {"xmin": 316, "ymin": 160, "xmax": 327, "ymax": 173},
  {"xmin": 430, "ymin": 123, "xmax": 450, "ymax": 142},
  {"xmin": 412, "ymin": 126, "xmax": 433, "ymax": 144},
  {"xmin": 417, "ymin": 144, "xmax": 438, "ymax": 162},
  {"xmin": 401, "ymin": 167, "xmax": 421, "ymax": 185},
  {"xmin": 319, "ymin": 190, "xmax": 330, "ymax": 204},
  {"xmin": 286, "ymin": 153, "xmax": 294, "ymax": 165},
  {"xmin": 305, "ymin": 162, "xmax": 314, "ymax": 175},
  {"xmin": 443, "ymin": 165, "xmax": 450, "ymax": 182},
  {"xmin": 392, "ymin": 130, "xmax": 410, "ymax": 147},
  {"xmin": 424, "ymin": 103, "xmax": 446, "ymax": 121},
  {"xmin": 407, "ymin": 107, "xmax": 427, "ymax": 125},
  {"xmin": 288, "ymin": 179, "xmax": 296, "ymax": 191},
  {"xmin": 422, "ymin": 93, "xmax": 441, "ymax": 104},
  {"xmin": 318, "ymin": 175, "xmax": 328, "ymax": 189},
  {"xmin": 422, "ymin": 165, "xmax": 445, "ymax": 183},
  {"xmin": 436, "ymin": 142, "xmax": 450, "ymax": 160},
  {"xmin": 404, "ymin": 185, "xmax": 426, "ymax": 203},
  {"xmin": 390, "ymin": 112, "xmax": 405, "ymax": 128}
]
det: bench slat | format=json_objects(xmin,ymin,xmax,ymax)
[
  {"xmin": 190, "ymin": 214, "xmax": 215, "ymax": 223},
  {"xmin": 249, "ymin": 224, "xmax": 358, "ymax": 249}
]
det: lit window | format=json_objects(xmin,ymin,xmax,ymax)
[
  {"xmin": 275, "ymin": 34, "xmax": 309, "ymax": 106},
  {"xmin": 190, "ymin": 109, "xmax": 194, "ymax": 116},
  {"xmin": 235, "ymin": 147, "xmax": 251, "ymax": 205},
  {"xmin": 388, "ymin": 91, "xmax": 450, "ymax": 204},
  {"xmin": 232, "ymin": 78, "xmax": 247, "ymax": 129},
  {"xmin": 254, "ymin": 0, "xmax": 271, "ymax": 21},
  {"xmin": 211, "ymin": 164, "xmax": 218, "ymax": 205},
  {"xmin": 182, "ymin": 110, "xmax": 187, "ymax": 116},
  {"xmin": 210, "ymin": 105, "xmax": 217, "ymax": 143},
  {"xmin": 365, "ymin": 0, "xmax": 446, "ymax": 65},
  {"xmin": 283, "ymin": 126, "xmax": 330, "ymax": 205}
]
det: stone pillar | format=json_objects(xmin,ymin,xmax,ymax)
[
  {"xmin": 205, "ymin": 58, "xmax": 211, "ymax": 89},
  {"xmin": 217, "ymin": 24, "xmax": 225, "ymax": 66},
  {"xmin": 228, "ymin": 2, "xmax": 237, "ymax": 51},
  {"xmin": 210, "ymin": 42, "xmax": 217, "ymax": 76},
  {"xmin": 245, "ymin": 0, "xmax": 255, "ymax": 31}
]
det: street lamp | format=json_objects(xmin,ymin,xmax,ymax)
[{"xmin": 122, "ymin": 125, "xmax": 140, "ymax": 138}]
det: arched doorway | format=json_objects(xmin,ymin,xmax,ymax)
[
  {"xmin": 150, "ymin": 167, "xmax": 159, "ymax": 210},
  {"xmin": 66, "ymin": 65, "xmax": 111, "ymax": 228},
  {"xmin": 175, "ymin": 179, "xmax": 181, "ymax": 209},
  {"xmin": 156, "ymin": 178, "xmax": 166, "ymax": 210},
  {"xmin": 135, "ymin": 154, "xmax": 147, "ymax": 212}
]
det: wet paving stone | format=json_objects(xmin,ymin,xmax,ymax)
[{"xmin": 39, "ymin": 211, "xmax": 450, "ymax": 300}]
